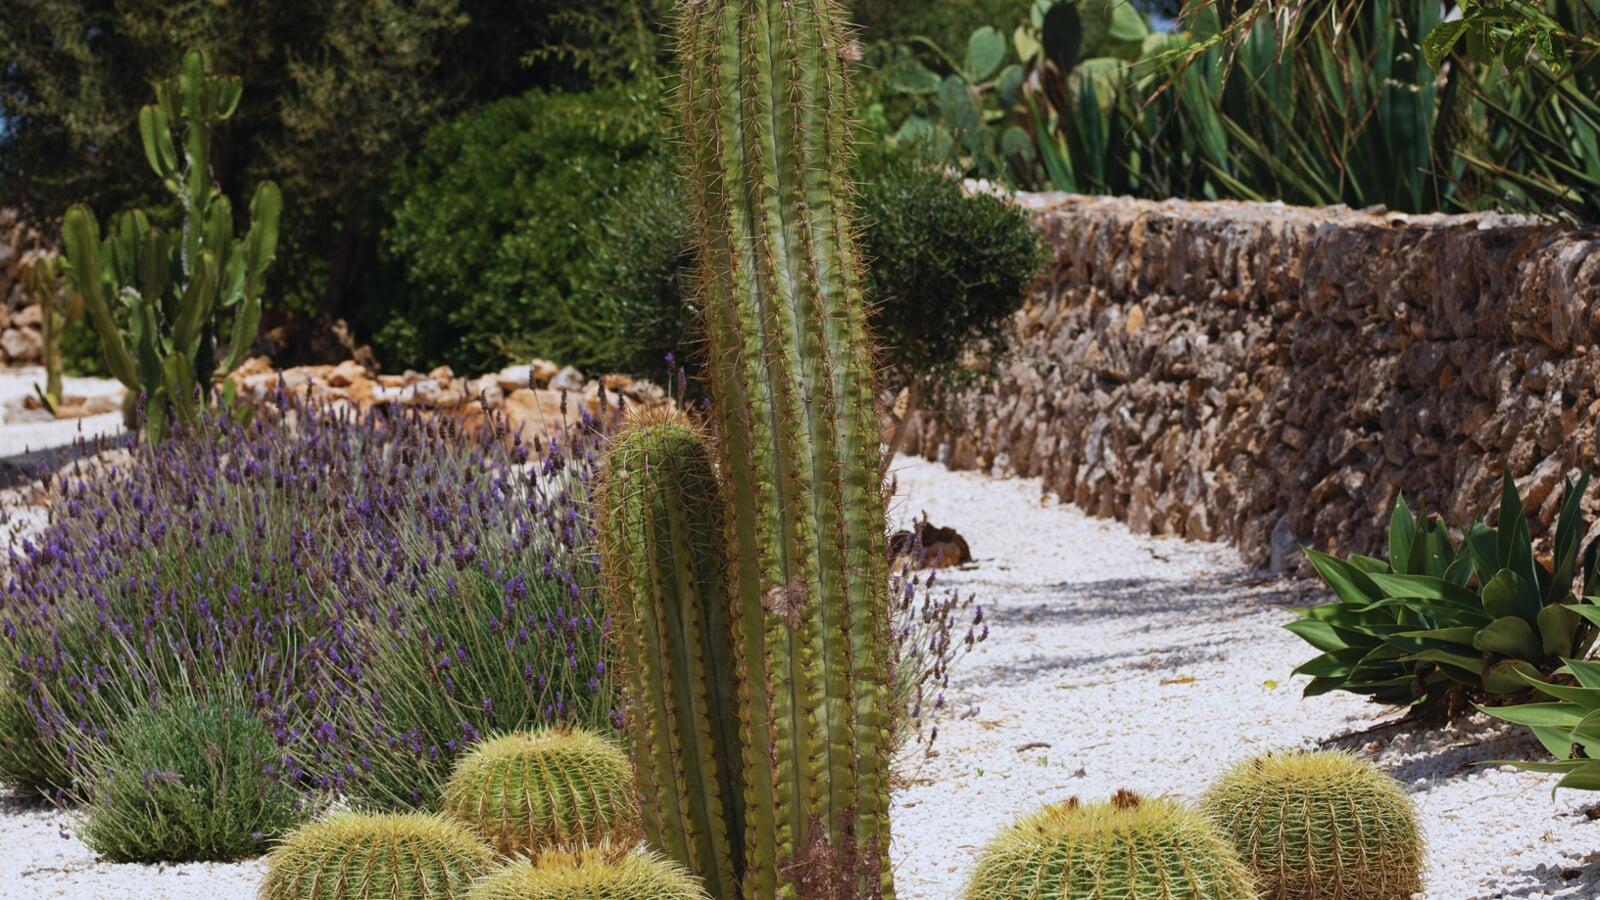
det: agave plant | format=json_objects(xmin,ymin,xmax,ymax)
[
  {"xmin": 1482, "ymin": 658, "xmax": 1600, "ymax": 791},
  {"xmin": 1289, "ymin": 471, "xmax": 1600, "ymax": 712}
]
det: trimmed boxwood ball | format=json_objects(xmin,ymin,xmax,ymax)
[
  {"xmin": 1201, "ymin": 750, "xmax": 1423, "ymax": 900},
  {"xmin": 964, "ymin": 790, "xmax": 1256, "ymax": 899},
  {"xmin": 442, "ymin": 728, "xmax": 640, "ymax": 857},
  {"xmin": 465, "ymin": 846, "xmax": 707, "ymax": 899},
  {"xmin": 261, "ymin": 811, "xmax": 494, "ymax": 899}
]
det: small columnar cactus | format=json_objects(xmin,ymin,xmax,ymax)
[
  {"xmin": 260, "ymin": 811, "xmax": 494, "ymax": 899},
  {"xmin": 598, "ymin": 410, "xmax": 743, "ymax": 895},
  {"xmin": 1201, "ymin": 751, "xmax": 1423, "ymax": 900},
  {"xmin": 964, "ymin": 791, "xmax": 1256, "ymax": 899},
  {"xmin": 465, "ymin": 846, "xmax": 708, "ymax": 900},
  {"xmin": 441, "ymin": 729, "xmax": 640, "ymax": 857}
]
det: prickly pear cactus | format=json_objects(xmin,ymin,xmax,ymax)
[
  {"xmin": 679, "ymin": 0, "xmax": 894, "ymax": 894},
  {"xmin": 598, "ymin": 410, "xmax": 743, "ymax": 895},
  {"xmin": 964, "ymin": 791, "xmax": 1257, "ymax": 899},
  {"xmin": 441, "ymin": 729, "xmax": 640, "ymax": 857},
  {"xmin": 260, "ymin": 811, "xmax": 493, "ymax": 899},
  {"xmin": 465, "ymin": 846, "xmax": 708, "ymax": 900},
  {"xmin": 1201, "ymin": 751, "xmax": 1423, "ymax": 900}
]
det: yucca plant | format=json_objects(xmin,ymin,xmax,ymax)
[
  {"xmin": 1482, "ymin": 657, "xmax": 1600, "ymax": 791},
  {"xmin": 1288, "ymin": 472, "xmax": 1600, "ymax": 713},
  {"xmin": 61, "ymin": 48, "xmax": 280, "ymax": 444}
]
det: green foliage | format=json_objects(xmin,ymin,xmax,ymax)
[
  {"xmin": 378, "ymin": 85, "xmax": 666, "ymax": 374},
  {"xmin": 441, "ymin": 729, "xmax": 640, "ymax": 857},
  {"xmin": 857, "ymin": 146, "xmax": 1043, "ymax": 390},
  {"xmin": 1482, "ymin": 657, "xmax": 1600, "ymax": 792},
  {"xmin": 963, "ymin": 791, "xmax": 1256, "ymax": 899},
  {"xmin": 676, "ymin": 0, "xmax": 896, "ymax": 892},
  {"xmin": 465, "ymin": 847, "xmax": 707, "ymax": 900},
  {"xmin": 261, "ymin": 812, "xmax": 494, "ymax": 900},
  {"xmin": 853, "ymin": 0, "xmax": 1031, "ymax": 54},
  {"xmin": 77, "ymin": 694, "xmax": 302, "ymax": 863},
  {"xmin": 1288, "ymin": 472, "xmax": 1600, "ymax": 710},
  {"xmin": 571, "ymin": 148, "xmax": 1040, "ymax": 392},
  {"xmin": 1201, "ymin": 751, "xmax": 1424, "ymax": 900},
  {"xmin": 598, "ymin": 412, "xmax": 743, "ymax": 896},
  {"xmin": 61, "ymin": 49, "xmax": 280, "ymax": 444}
]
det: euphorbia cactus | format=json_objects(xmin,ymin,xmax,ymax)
[
  {"xmin": 61, "ymin": 48, "xmax": 279, "ymax": 444},
  {"xmin": 20, "ymin": 250, "xmax": 80, "ymax": 413},
  {"xmin": 599, "ymin": 1, "xmax": 895, "ymax": 895}
]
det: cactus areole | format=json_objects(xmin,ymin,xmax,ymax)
[{"xmin": 679, "ymin": 0, "xmax": 893, "ymax": 895}]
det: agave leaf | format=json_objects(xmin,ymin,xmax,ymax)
[
  {"xmin": 1549, "ymin": 471, "xmax": 1591, "ymax": 602},
  {"xmin": 1306, "ymin": 548, "xmax": 1385, "ymax": 606},
  {"xmin": 1483, "ymin": 658, "xmax": 1542, "ymax": 694},
  {"xmin": 1404, "ymin": 648, "xmax": 1485, "ymax": 675},
  {"xmin": 1498, "ymin": 472, "xmax": 1538, "ymax": 587},
  {"xmin": 1389, "ymin": 494, "xmax": 1417, "ymax": 573},
  {"xmin": 1348, "ymin": 554, "xmax": 1389, "ymax": 574},
  {"xmin": 1482, "ymin": 569, "xmax": 1540, "ymax": 625},
  {"xmin": 1467, "ymin": 522, "xmax": 1500, "ymax": 584},
  {"xmin": 1561, "ymin": 658, "xmax": 1600, "ymax": 691},
  {"xmin": 1284, "ymin": 618, "xmax": 1366, "ymax": 653},
  {"xmin": 1538, "ymin": 604, "xmax": 1582, "ymax": 659},
  {"xmin": 1484, "ymin": 701, "xmax": 1587, "ymax": 730},
  {"xmin": 1475, "ymin": 617, "xmax": 1544, "ymax": 662},
  {"xmin": 1395, "ymin": 626, "xmax": 1481, "ymax": 646}
]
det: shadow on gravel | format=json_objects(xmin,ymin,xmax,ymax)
[
  {"xmin": 978, "ymin": 572, "xmax": 1318, "ymax": 628},
  {"xmin": 1322, "ymin": 716, "xmax": 1548, "ymax": 796},
  {"xmin": 0, "ymin": 791, "xmax": 52, "ymax": 814},
  {"xmin": 1487, "ymin": 857, "xmax": 1600, "ymax": 899}
]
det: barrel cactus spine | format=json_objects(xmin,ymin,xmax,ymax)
[
  {"xmin": 1201, "ymin": 750, "xmax": 1424, "ymax": 900},
  {"xmin": 465, "ymin": 845, "xmax": 709, "ymax": 900},
  {"xmin": 964, "ymin": 790, "xmax": 1257, "ymax": 900},
  {"xmin": 679, "ymin": 0, "xmax": 894, "ymax": 895},
  {"xmin": 441, "ymin": 728, "xmax": 641, "ymax": 858},
  {"xmin": 598, "ymin": 409, "xmax": 744, "ymax": 896},
  {"xmin": 260, "ymin": 811, "xmax": 494, "ymax": 900}
]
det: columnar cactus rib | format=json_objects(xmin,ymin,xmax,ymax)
[
  {"xmin": 260, "ymin": 812, "xmax": 493, "ymax": 900},
  {"xmin": 1201, "ymin": 751, "xmax": 1424, "ymax": 900},
  {"xmin": 679, "ymin": 0, "xmax": 893, "ymax": 895},
  {"xmin": 964, "ymin": 792, "xmax": 1257, "ymax": 900},
  {"xmin": 598, "ymin": 411, "xmax": 744, "ymax": 896},
  {"xmin": 441, "ymin": 729, "xmax": 641, "ymax": 858}
]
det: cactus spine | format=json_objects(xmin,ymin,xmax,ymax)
[
  {"xmin": 598, "ymin": 411, "xmax": 744, "ymax": 896},
  {"xmin": 62, "ymin": 48, "xmax": 279, "ymax": 444},
  {"xmin": 465, "ymin": 846, "xmax": 709, "ymax": 900},
  {"xmin": 1201, "ymin": 751, "xmax": 1424, "ymax": 900},
  {"xmin": 964, "ymin": 792, "xmax": 1257, "ymax": 900},
  {"xmin": 678, "ymin": 0, "xmax": 893, "ymax": 895},
  {"xmin": 260, "ymin": 811, "xmax": 494, "ymax": 900},
  {"xmin": 441, "ymin": 729, "xmax": 641, "ymax": 858}
]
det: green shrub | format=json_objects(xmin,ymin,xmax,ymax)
[
  {"xmin": 261, "ymin": 811, "xmax": 494, "ymax": 900},
  {"xmin": 379, "ymin": 84, "xmax": 667, "ymax": 374},
  {"xmin": 1482, "ymin": 657, "xmax": 1600, "ymax": 792},
  {"xmin": 466, "ymin": 847, "xmax": 707, "ymax": 900},
  {"xmin": 852, "ymin": 0, "xmax": 1030, "ymax": 51},
  {"xmin": 1202, "ymin": 751, "xmax": 1423, "ymax": 900},
  {"xmin": 569, "ymin": 146, "xmax": 1040, "ymax": 390},
  {"xmin": 77, "ymin": 695, "xmax": 301, "ymax": 863},
  {"xmin": 964, "ymin": 791, "xmax": 1256, "ymax": 899},
  {"xmin": 441, "ymin": 729, "xmax": 639, "ymax": 857},
  {"xmin": 856, "ymin": 144, "xmax": 1043, "ymax": 392}
]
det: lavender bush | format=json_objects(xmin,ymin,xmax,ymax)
[
  {"xmin": 889, "ymin": 524, "xmax": 988, "ymax": 759},
  {"xmin": 0, "ymin": 389, "xmax": 612, "ymax": 808}
]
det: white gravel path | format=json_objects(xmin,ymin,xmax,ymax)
[
  {"xmin": 0, "ymin": 366, "xmax": 124, "ymax": 457},
  {"xmin": 3, "ymin": 452, "xmax": 1597, "ymax": 898},
  {"xmin": 886, "ymin": 455, "xmax": 1600, "ymax": 899}
]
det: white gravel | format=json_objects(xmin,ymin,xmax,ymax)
[
  {"xmin": 885, "ymin": 455, "xmax": 1600, "ymax": 899},
  {"xmin": 0, "ymin": 366, "xmax": 124, "ymax": 457},
  {"xmin": 3, "ymin": 451, "xmax": 1597, "ymax": 898}
]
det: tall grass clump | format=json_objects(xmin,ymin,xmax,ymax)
[
  {"xmin": 78, "ymin": 691, "xmax": 301, "ymax": 862},
  {"xmin": 0, "ymin": 389, "xmax": 613, "ymax": 808}
]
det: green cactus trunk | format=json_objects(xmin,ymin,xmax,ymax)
[
  {"xmin": 679, "ymin": 0, "xmax": 893, "ymax": 895},
  {"xmin": 598, "ymin": 412, "xmax": 745, "ymax": 898}
]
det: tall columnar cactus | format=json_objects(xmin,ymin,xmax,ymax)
[
  {"xmin": 598, "ymin": 410, "xmax": 744, "ymax": 897},
  {"xmin": 1201, "ymin": 751, "xmax": 1424, "ymax": 900},
  {"xmin": 260, "ymin": 811, "xmax": 494, "ymax": 900},
  {"xmin": 441, "ymin": 729, "xmax": 641, "ymax": 857},
  {"xmin": 964, "ymin": 791, "xmax": 1257, "ymax": 900},
  {"xmin": 678, "ymin": 0, "xmax": 894, "ymax": 895},
  {"xmin": 61, "ymin": 48, "xmax": 280, "ymax": 444}
]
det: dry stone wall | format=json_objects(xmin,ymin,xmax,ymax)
[{"xmin": 904, "ymin": 193, "xmax": 1600, "ymax": 571}]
